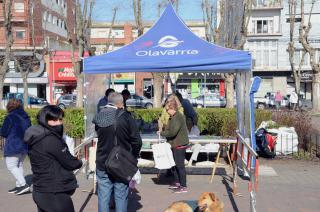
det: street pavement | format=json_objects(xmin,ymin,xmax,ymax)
[{"xmin": 0, "ymin": 158, "xmax": 319, "ymax": 212}]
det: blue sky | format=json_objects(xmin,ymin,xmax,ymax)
[{"xmin": 92, "ymin": 0, "xmax": 216, "ymax": 22}]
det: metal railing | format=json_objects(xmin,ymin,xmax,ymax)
[{"xmin": 274, "ymin": 133, "xmax": 320, "ymax": 159}]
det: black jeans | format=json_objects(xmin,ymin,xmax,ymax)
[
  {"xmin": 33, "ymin": 190, "xmax": 75, "ymax": 212},
  {"xmin": 172, "ymin": 148, "xmax": 187, "ymax": 187}
]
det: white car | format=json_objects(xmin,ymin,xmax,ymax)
[{"xmin": 192, "ymin": 95, "xmax": 226, "ymax": 108}]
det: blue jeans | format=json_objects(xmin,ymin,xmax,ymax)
[{"xmin": 96, "ymin": 169, "xmax": 129, "ymax": 212}]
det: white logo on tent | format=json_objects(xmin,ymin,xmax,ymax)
[{"xmin": 154, "ymin": 36, "xmax": 184, "ymax": 48}]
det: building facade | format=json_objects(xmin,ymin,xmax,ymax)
[
  {"xmin": 0, "ymin": 0, "xmax": 75, "ymax": 102},
  {"xmin": 246, "ymin": 0, "xmax": 320, "ymax": 99}
]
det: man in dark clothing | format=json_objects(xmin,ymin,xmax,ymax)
[
  {"xmin": 121, "ymin": 89, "xmax": 131, "ymax": 109},
  {"xmin": 97, "ymin": 88, "xmax": 115, "ymax": 112},
  {"xmin": 175, "ymin": 91, "xmax": 198, "ymax": 132},
  {"xmin": 93, "ymin": 92, "xmax": 142, "ymax": 212}
]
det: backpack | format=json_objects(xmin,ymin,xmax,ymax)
[{"xmin": 255, "ymin": 128, "xmax": 276, "ymax": 158}]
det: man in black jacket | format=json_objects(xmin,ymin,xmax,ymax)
[{"xmin": 93, "ymin": 92, "xmax": 142, "ymax": 212}]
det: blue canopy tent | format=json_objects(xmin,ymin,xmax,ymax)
[
  {"xmin": 83, "ymin": 4, "xmax": 258, "ymax": 211},
  {"xmin": 84, "ymin": 4, "xmax": 251, "ymax": 73}
]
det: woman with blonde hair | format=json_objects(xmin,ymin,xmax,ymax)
[
  {"xmin": 0, "ymin": 98, "xmax": 31, "ymax": 195},
  {"xmin": 158, "ymin": 94, "xmax": 183, "ymax": 130},
  {"xmin": 159, "ymin": 97, "xmax": 190, "ymax": 193}
]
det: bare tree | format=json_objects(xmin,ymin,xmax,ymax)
[
  {"xmin": 14, "ymin": 0, "xmax": 45, "ymax": 108},
  {"xmin": 133, "ymin": 0, "xmax": 165, "ymax": 107},
  {"xmin": 201, "ymin": 0, "xmax": 216, "ymax": 43},
  {"xmin": 105, "ymin": 7, "xmax": 118, "ymax": 53},
  {"xmin": 299, "ymin": 0, "xmax": 320, "ymax": 112},
  {"xmin": 208, "ymin": 0, "xmax": 251, "ymax": 108},
  {"xmin": 0, "ymin": 0, "xmax": 13, "ymax": 109},
  {"xmin": 287, "ymin": 0, "xmax": 307, "ymax": 104},
  {"xmin": 133, "ymin": 0, "xmax": 144, "ymax": 36},
  {"xmin": 67, "ymin": 0, "xmax": 94, "ymax": 107}
]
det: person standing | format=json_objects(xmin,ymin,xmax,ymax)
[
  {"xmin": 175, "ymin": 91, "xmax": 198, "ymax": 132},
  {"xmin": 24, "ymin": 105, "xmax": 83, "ymax": 212},
  {"xmin": 121, "ymin": 89, "xmax": 131, "ymax": 109},
  {"xmin": 159, "ymin": 97, "xmax": 190, "ymax": 193},
  {"xmin": 0, "ymin": 98, "xmax": 31, "ymax": 195},
  {"xmin": 274, "ymin": 91, "xmax": 283, "ymax": 110},
  {"xmin": 289, "ymin": 90, "xmax": 298, "ymax": 111},
  {"xmin": 97, "ymin": 88, "xmax": 115, "ymax": 112},
  {"xmin": 93, "ymin": 92, "xmax": 142, "ymax": 212}
]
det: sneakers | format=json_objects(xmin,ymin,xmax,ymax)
[
  {"xmin": 8, "ymin": 187, "xmax": 19, "ymax": 194},
  {"xmin": 168, "ymin": 183, "xmax": 180, "ymax": 189},
  {"xmin": 173, "ymin": 186, "xmax": 188, "ymax": 194},
  {"xmin": 15, "ymin": 184, "xmax": 30, "ymax": 195}
]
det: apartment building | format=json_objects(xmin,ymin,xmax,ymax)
[
  {"xmin": 0, "ymin": 0, "xmax": 75, "ymax": 101},
  {"xmin": 90, "ymin": 21, "xmax": 226, "ymax": 97},
  {"xmin": 246, "ymin": 0, "xmax": 320, "ymax": 99}
]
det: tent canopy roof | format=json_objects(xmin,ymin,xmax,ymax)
[{"xmin": 84, "ymin": 4, "xmax": 251, "ymax": 74}]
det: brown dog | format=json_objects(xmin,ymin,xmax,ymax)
[
  {"xmin": 164, "ymin": 201, "xmax": 193, "ymax": 212},
  {"xmin": 198, "ymin": 192, "xmax": 224, "ymax": 212}
]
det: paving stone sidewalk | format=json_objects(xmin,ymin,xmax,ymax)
[{"xmin": 0, "ymin": 158, "xmax": 319, "ymax": 212}]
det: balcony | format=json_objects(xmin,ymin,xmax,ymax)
[
  {"xmin": 247, "ymin": 31, "xmax": 282, "ymax": 37},
  {"xmin": 252, "ymin": 0, "xmax": 283, "ymax": 10}
]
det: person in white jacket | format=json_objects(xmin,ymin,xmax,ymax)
[{"xmin": 289, "ymin": 91, "xmax": 298, "ymax": 111}]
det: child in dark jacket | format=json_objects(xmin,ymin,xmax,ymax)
[{"xmin": 0, "ymin": 99, "xmax": 31, "ymax": 195}]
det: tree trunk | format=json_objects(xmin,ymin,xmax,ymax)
[
  {"xmin": 0, "ymin": 74, "xmax": 4, "ymax": 109},
  {"xmin": 294, "ymin": 75, "xmax": 301, "ymax": 92},
  {"xmin": 225, "ymin": 74, "xmax": 235, "ymax": 108},
  {"xmin": 76, "ymin": 72, "xmax": 83, "ymax": 107},
  {"xmin": 22, "ymin": 73, "xmax": 28, "ymax": 109},
  {"xmin": 312, "ymin": 72, "xmax": 320, "ymax": 112},
  {"xmin": 153, "ymin": 73, "xmax": 163, "ymax": 108}
]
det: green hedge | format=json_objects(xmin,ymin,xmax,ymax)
[
  {"xmin": 0, "ymin": 108, "xmax": 85, "ymax": 139},
  {"xmin": 0, "ymin": 108, "xmax": 272, "ymax": 139}
]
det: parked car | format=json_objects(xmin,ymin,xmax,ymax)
[
  {"xmin": 57, "ymin": 94, "xmax": 77, "ymax": 109},
  {"xmin": 126, "ymin": 94, "xmax": 153, "ymax": 108},
  {"xmin": 191, "ymin": 94, "xmax": 226, "ymax": 108},
  {"xmin": 5, "ymin": 93, "xmax": 48, "ymax": 107},
  {"xmin": 255, "ymin": 92, "xmax": 289, "ymax": 109}
]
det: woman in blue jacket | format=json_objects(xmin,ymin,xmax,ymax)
[{"xmin": 0, "ymin": 98, "xmax": 31, "ymax": 195}]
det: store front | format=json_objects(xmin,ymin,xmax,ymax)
[
  {"xmin": 49, "ymin": 51, "xmax": 77, "ymax": 104},
  {"xmin": 112, "ymin": 72, "xmax": 135, "ymax": 93},
  {"xmin": 175, "ymin": 73, "xmax": 225, "ymax": 98}
]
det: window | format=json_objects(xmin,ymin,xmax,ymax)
[
  {"xmin": 48, "ymin": 14, "xmax": 52, "ymax": 23},
  {"xmin": 16, "ymin": 30, "xmax": 25, "ymax": 39},
  {"xmin": 252, "ymin": 19, "xmax": 275, "ymax": 34},
  {"xmin": 286, "ymin": 17, "xmax": 301, "ymax": 23},
  {"xmin": 63, "ymin": 95, "xmax": 72, "ymax": 100},
  {"xmin": 43, "ymin": 12, "xmax": 47, "ymax": 21},
  {"xmin": 52, "ymin": 16, "xmax": 57, "ymax": 25},
  {"xmin": 294, "ymin": 50, "xmax": 309, "ymax": 66},
  {"xmin": 14, "ymin": 2, "xmax": 24, "ymax": 13},
  {"xmin": 248, "ymin": 40, "xmax": 278, "ymax": 68}
]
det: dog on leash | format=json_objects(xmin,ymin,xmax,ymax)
[
  {"xmin": 164, "ymin": 201, "xmax": 193, "ymax": 212},
  {"xmin": 197, "ymin": 192, "xmax": 224, "ymax": 212}
]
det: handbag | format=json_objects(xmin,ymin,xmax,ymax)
[
  {"xmin": 105, "ymin": 110, "xmax": 138, "ymax": 184},
  {"xmin": 152, "ymin": 135, "xmax": 176, "ymax": 170}
]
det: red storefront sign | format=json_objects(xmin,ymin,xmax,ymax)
[{"xmin": 52, "ymin": 62, "xmax": 76, "ymax": 81}]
